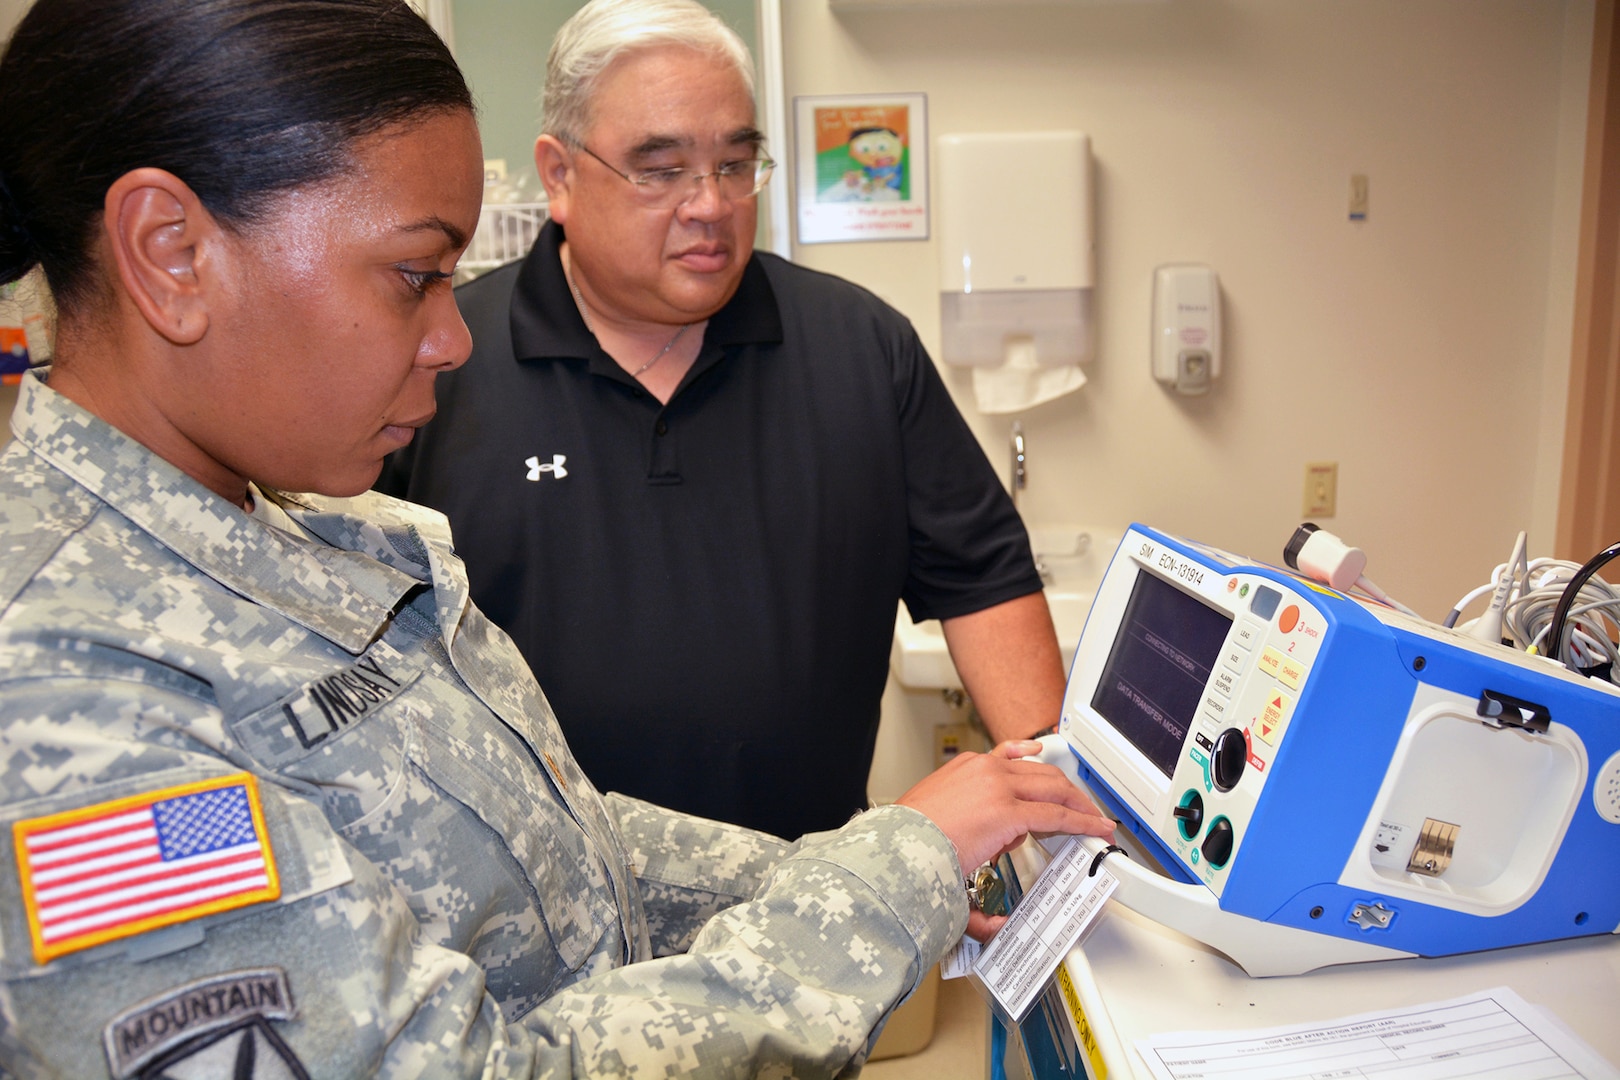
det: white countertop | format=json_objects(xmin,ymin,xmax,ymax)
[{"xmin": 1008, "ymin": 841, "xmax": 1620, "ymax": 1080}]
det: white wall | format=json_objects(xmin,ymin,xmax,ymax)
[
  {"xmin": 5, "ymin": 1, "xmax": 1587, "ymax": 581},
  {"xmin": 785, "ymin": 0, "xmax": 1591, "ymax": 625}
]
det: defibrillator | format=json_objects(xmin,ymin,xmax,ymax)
[{"xmin": 1048, "ymin": 524, "xmax": 1620, "ymax": 976}]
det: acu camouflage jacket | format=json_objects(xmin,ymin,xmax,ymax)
[{"xmin": 0, "ymin": 371, "xmax": 967, "ymax": 1079}]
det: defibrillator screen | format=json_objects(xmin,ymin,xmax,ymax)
[{"xmin": 1090, "ymin": 570, "xmax": 1232, "ymax": 778}]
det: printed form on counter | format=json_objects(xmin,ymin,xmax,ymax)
[{"xmin": 1134, "ymin": 985, "xmax": 1620, "ymax": 1080}]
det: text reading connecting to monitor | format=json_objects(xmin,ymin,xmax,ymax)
[{"xmin": 1055, "ymin": 524, "xmax": 1620, "ymax": 977}]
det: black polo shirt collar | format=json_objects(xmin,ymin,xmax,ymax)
[{"xmin": 509, "ymin": 220, "xmax": 784, "ymax": 379}]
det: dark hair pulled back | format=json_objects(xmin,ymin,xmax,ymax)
[{"xmin": 0, "ymin": 0, "xmax": 473, "ymax": 314}]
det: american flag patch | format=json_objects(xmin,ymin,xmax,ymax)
[{"xmin": 14, "ymin": 774, "xmax": 280, "ymax": 964}]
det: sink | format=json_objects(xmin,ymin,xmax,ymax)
[{"xmin": 889, "ymin": 527, "xmax": 1124, "ymax": 690}]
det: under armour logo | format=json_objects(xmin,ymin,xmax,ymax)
[{"xmin": 525, "ymin": 454, "xmax": 568, "ymax": 481}]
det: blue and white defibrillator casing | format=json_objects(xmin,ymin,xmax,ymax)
[{"xmin": 1054, "ymin": 524, "xmax": 1620, "ymax": 975}]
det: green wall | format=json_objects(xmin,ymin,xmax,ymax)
[{"xmin": 452, "ymin": 0, "xmax": 758, "ymax": 192}]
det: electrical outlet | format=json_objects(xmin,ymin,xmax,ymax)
[
  {"xmin": 1349, "ymin": 174, "xmax": 1369, "ymax": 221},
  {"xmin": 934, "ymin": 723, "xmax": 981, "ymax": 769},
  {"xmin": 1304, "ymin": 462, "xmax": 1338, "ymax": 517}
]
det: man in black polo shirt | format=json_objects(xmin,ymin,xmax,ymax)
[{"xmin": 379, "ymin": 0, "xmax": 1066, "ymax": 839}]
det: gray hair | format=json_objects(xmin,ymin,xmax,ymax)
[{"xmin": 541, "ymin": 0, "xmax": 756, "ymax": 145}]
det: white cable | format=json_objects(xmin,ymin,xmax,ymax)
[
  {"xmin": 1352, "ymin": 575, "xmax": 1420, "ymax": 618},
  {"xmin": 1457, "ymin": 531, "xmax": 1527, "ymax": 642},
  {"xmin": 1444, "ymin": 583, "xmax": 1495, "ymax": 628},
  {"xmin": 1453, "ymin": 550, "xmax": 1620, "ymax": 685}
]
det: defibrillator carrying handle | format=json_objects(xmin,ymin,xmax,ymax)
[{"xmin": 1031, "ymin": 735, "xmax": 1414, "ymax": 977}]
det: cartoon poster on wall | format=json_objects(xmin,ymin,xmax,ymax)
[{"xmin": 793, "ymin": 93, "xmax": 928, "ymax": 245}]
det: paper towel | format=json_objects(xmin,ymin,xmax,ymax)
[{"xmin": 971, "ymin": 338, "xmax": 1087, "ymax": 414}]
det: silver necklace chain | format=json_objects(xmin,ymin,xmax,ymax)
[{"xmin": 566, "ymin": 264, "xmax": 688, "ymax": 377}]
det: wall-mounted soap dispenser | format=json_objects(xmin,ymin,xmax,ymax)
[
  {"xmin": 936, "ymin": 132, "xmax": 1094, "ymax": 373},
  {"xmin": 1151, "ymin": 264, "xmax": 1221, "ymax": 395}
]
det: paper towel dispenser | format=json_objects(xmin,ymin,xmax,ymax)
[{"xmin": 936, "ymin": 131, "xmax": 1094, "ymax": 370}]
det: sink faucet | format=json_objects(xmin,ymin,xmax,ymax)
[
  {"xmin": 1011, "ymin": 422, "xmax": 1054, "ymax": 584},
  {"xmin": 1011, "ymin": 421, "xmax": 1026, "ymax": 509}
]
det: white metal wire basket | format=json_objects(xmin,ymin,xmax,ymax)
[{"xmin": 459, "ymin": 200, "xmax": 549, "ymax": 281}]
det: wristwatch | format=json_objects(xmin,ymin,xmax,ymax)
[{"xmin": 964, "ymin": 862, "xmax": 1008, "ymax": 916}]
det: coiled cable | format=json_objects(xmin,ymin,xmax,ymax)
[{"xmin": 1448, "ymin": 542, "xmax": 1620, "ymax": 686}]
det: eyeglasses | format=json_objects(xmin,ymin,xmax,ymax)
[{"xmin": 576, "ymin": 143, "xmax": 776, "ymax": 209}]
